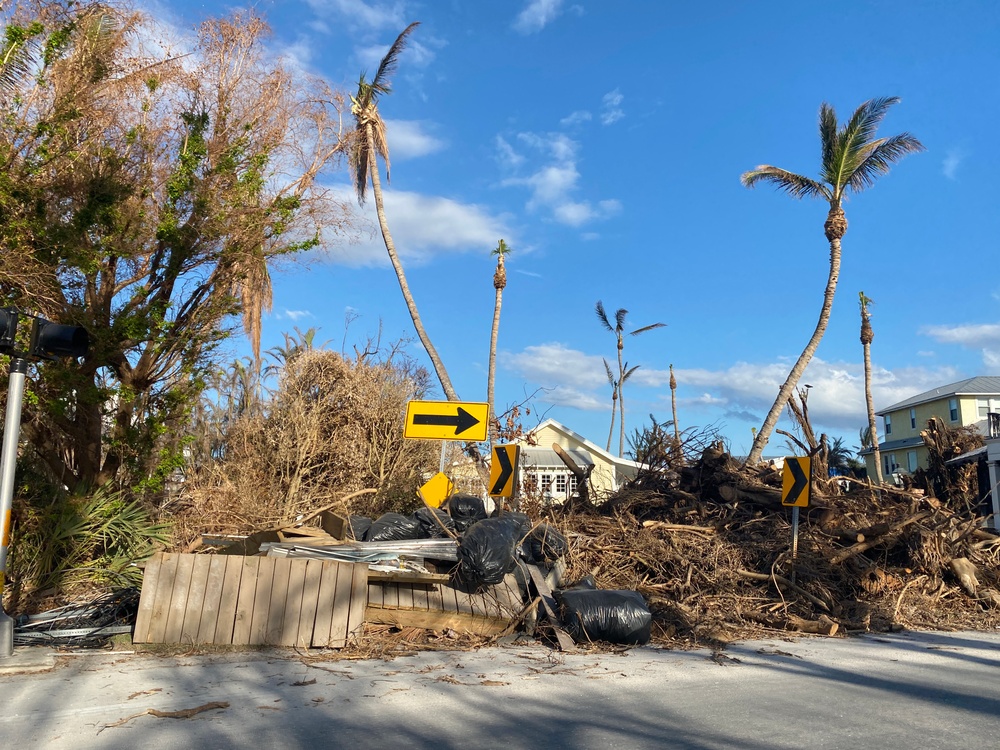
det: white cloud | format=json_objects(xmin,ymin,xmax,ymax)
[
  {"xmin": 513, "ymin": 0, "xmax": 565, "ymax": 34},
  {"xmin": 355, "ymin": 35, "xmax": 434, "ymax": 72},
  {"xmin": 502, "ymin": 343, "xmax": 607, "ymax": 391},
  {"xmin": 304, "ymin": 0, "xmax": 408, "ymax": 31},
  {"xmin": 280, "ymin": 309, "xmax": 314, "ymax": 321},
  {"xmin": 384, "ymin": 119, "xmax": 445, "ymax": 159},
  {"xmin": 322, "ymin": 185, "xmax": 510, "ymax": 266},
  {"xmin": 923, "ymin": 322, "xmax": 1000, "ymax": 367},
  {"xmin": 560, "ymin": 110, "xmax": 592, "ymax": 126},
  {"xmin": 600, "ymin": 88, "xmax": 624, "ymax": 125},
  {"xmin": 497, "ymin": 132, "xmax": 620, "ymax": 227},
  {"xmin": 942, "ymin": 147, "xmax": 966, "ymax": 180}
]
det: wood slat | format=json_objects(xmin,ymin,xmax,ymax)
[
  {"xmin": 267, "ymin": 558, "xmax": 293, "ymax": 646},
  {"xmin": 179, "ymin": 556, "xmax": 212, "ymax": 644},
  {"xmin": 313, "ymin": 562, "xmax": 340, "ymax": 647},
  {"xmin": 327, "ymin": 562, "xmax": 354, "ymax": 648},
  {"xmin": 298, "ymin": 559, "xmax": 323, "ymax": 648},
  {"xmin": 212, "ymin": 555, "xmax": 244, "ymax": 644},
  {"xmin": 396, "ymin": 584, "xmax": 414, "ymax": 610},
  {"xmin": 248, "ymin": 557, "xmax": 276, "ymax": 645},
  {"xmin": 143, "ymin": 553, "xmax": 179, "ymax": 644},
  {"xmin": 133, "ymin": 553, "xmax": 164, "ymax": 643},
  {"xmin": 411, "ymin": 582, "xmax": 429, "ymax": 610},
  {"xmin": 161, "ymin": 554, "xmax": 196, "ymax": 644},
  {"xmin": 232, "ymin": 557, "xmax": 260, "ymax": 645},
  {"xmin": 195, "ymin": 556, "xmax": 227, "ymax": 643},
  {"xmin": 526, "ymin": 564, "xmax": 577, "ymax": 652},
  {"xmin": 426, "ymin": 582, "xmax": 445, "ymax": 613},
  {"xmin": 279, "ymin": 560, "xmax": 308, "ymax": 647},
  {"xmin": 346, "ymin": 561, "xmax": 369, "ymax": 644}
]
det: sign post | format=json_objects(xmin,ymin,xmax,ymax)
[{"xmin": 781, "ymin": 456, "xmax": 812, "ymax": 585}]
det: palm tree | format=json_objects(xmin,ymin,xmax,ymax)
[
  {"xmin": 595, "ymin": 301, "xmax": 665, "ymax": 456},
  {"xmin": 603, "ymin": 358, "xmax": 618, "ymax": 452},
  {"xmin": 350, "ymin": 22, "xmax": 458, "ymax": 401},
  {"xmin": 669, "ymin": 364, "xmax": 680, "ymax": 446},
  {"xmin": 741, "ymin": 97, "xmax": 923, "ymax": 465},
  {"xmin": 487, "ymin": 239, "xmax": 512, "ymax": 440},
  {"xmin": 859, "ymin": 292, "xmax": 883, "ymax": 483}
]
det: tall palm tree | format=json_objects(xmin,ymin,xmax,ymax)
[
  {"xmin": 350, "ymin": 22, "xmax": 458, "ymax": 401},
  {"xmin": 669, "ymin": 364, "xmax": 680, "ymax": 445},
  {"xmin": 487, "ymin": 239, "xmax": 512, "ymax": 440},
  {"xmin": 859, "ymin": 291, "xmax": 883, "ymax": 483},
  {"xmin": 595, "ymin": 301, "xmax": 665, "ymax": 456},
  {"xmin": 603, "ymin": 358, "xmax": 618, "ymax": 452},
  {"xmin": 741, "ymin": 97, "xmax": 923, "ymax": 465}
]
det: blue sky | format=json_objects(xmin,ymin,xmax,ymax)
[{"xmin": 155, "ymin": 0, "xmax": 1000, "ymax": 457}]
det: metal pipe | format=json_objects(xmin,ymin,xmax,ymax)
[{"xmin": 0, "ymin": 357, "xmax": 28, "ymax": 658}]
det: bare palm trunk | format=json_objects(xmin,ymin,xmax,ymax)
[
  {"xmin": 860, "ymin": 296, "xmax": 883, "ymax": 483},
  {"xmin": 607, "ymin": 388, "xmax": 617, "ymax": 452},
  {"xmin": 366, "ymin": 125, "xmax": 458, "ymax": 401},
  {"xmin": 670, "ymin": 364, "xmax": 680, "ymax": 442},
  {"xmin": 746, "ymin": 206, "xmax": 845, "ymax": 465},
  {"xmin": 487, "ymin": 254, "xmax": 505, "ymax": 441},
  {"xmin": 616, "ymin": 338, "xmax": 625, "ymax": 457}
]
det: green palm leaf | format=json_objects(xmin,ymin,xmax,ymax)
[{"xmin": 740, "ymin": 166, "xmax": 828, "ymax": 199}]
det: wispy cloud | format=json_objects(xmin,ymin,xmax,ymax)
[
  {"xmin": 497, "ymin": 132, "xmax": 621, "ymax": 227},
  {"xmin": 304, "ymin": 0, "xmax": 408, "ymax": 31},
  {"xmin": 560, "ymin": 110, "xmax": 592, "ymax": 126},
  {"xmin": 323, "ymin": 185, "xmax": 511, "ymax": 266},
  {"xmin": 513, "ymin": 0, "xmax": 565, "ymax": 34},
  {"xmin": 384, "ymin": 120, "xmax": 445, "ymax": 159},
  {"xmin": 600, "ymin": 88, "xmax": 625, "ymax": 125},
  {"xmin": 279, "ymin": 309, "xmax": 314, "ymax": 321},
  {"xmin": 942, "ymin": 147, "xmax": 966, "ymax": 180},
  {"xmin": 923, "ymin": 322, "xmax": 1000, "ymax": 366}
]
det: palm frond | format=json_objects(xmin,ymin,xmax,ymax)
[
  {"xmin": 595, "ymin": 301, "xmax": 613, "ymax": 332},
  {"xmin": 826, "ymin": 97, "xmax": 900, "ymax": 191},
  {"xmin": 621, "ymin": 364, "xmax": 641, "ymax": 383},
  {"xmin": 741, "ymin": 166, "xmax": 828, "ymax": 199},
  {"xmin": 371, "ymin": 22, "xmax": 420, "ymax": 95},
  {"xmin": 614, "ymin": 308, "xmax": 628, "ymax": 331},
  {"xmin": 819, "ymin": 103, "xmax": 838, "ymax": 174},
  {"xmin": 603, "ymin": 358, "xmax": 615, "ymax": 384},
  {"xmin": 630, "ymin": 322, "xmax": 666, "ymax": 336},
  {"xmin": 845, "ymin": 133, "xmax": 925, "ymax": 192}
]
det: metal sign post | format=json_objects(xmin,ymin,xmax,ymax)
[
  {"xmin": 0, "ymin": 357, "xmax": 29, "ymax": 657},
  {"xmin": 781, "ymin": 457, "xmax": 812, "ymax": 586}
]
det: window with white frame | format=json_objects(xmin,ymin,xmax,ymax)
[
  {"xmin": 884, "ymin": 453, "xmax": 898, "ymax": 473},
  {"xmin": 884, "ymin": 414, "xmax": 892, "ymax": 435},
  {"xmin": 910, "ymin": 408, "xmax": 916, "ymax": 429},
  {"xmin": 555, "ymin": 474, "xmax": 568, "ymax": 495},
  {"xmin": 978, "ymin": 398, "xmax": 991, "ymax": 418},
  {"xmin": 949, "ymin": 398, "xmax": 959, "ymax": 422}
]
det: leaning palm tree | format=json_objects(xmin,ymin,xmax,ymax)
[
  {"xmin": 487, "ymin": 239, "xmax": 512, "ymax": 440},
  {"xmin": 741, "ymin": 97, "xmax": 923, "ymax": 465},
  {"xmin": 859, "ymin": 291, "xmax": 884, "ymax": 483},
  {"xmin": 596, "ymin": 301, "xmax": 665, "ymax": 456},
  {"xmin": 350, "ymin": 22, "xmax": 458, "ymax": 401}
]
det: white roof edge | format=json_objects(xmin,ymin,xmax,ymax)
[{"xmin": 527, "ymin": 418, "xmax": 643, "ymax": 469}]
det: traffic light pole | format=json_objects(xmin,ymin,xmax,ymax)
[{"xmin": 0, "ymin": 356, "xmax": 28, "ymax": 658}]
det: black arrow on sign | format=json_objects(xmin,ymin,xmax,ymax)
[
  {"xmin": 491, "ymin": 447, "xmax": 514, "ymax": 495},
  {"xmin": 413, "ymin": 406, "xmax": 481, "ymax": 436},
  {"xmin": 785, "ymin": 458, "xmax": 808, "ymax": 505}
]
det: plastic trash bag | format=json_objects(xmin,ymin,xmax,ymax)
[
  {"xmin": 554, "ymin": 588, "xmax": 652, "ymax": 645},
  {"xmin": 365, "ymin": 512, "xmax": 421, "ymax": 542},
  {"xmin": 455, "ymin": 517, "xmax": 524, "ymax": 589},
  {"xmin": 413, "ymin": 506, "xmax": 456, "ymax": 538},
  {"xmin": 445, "ymin": 494, "xmax": 487, "ymax": 532},
  {"xmin": 522, "ymin": 523, "xmax": 568, "ymax": 564}
]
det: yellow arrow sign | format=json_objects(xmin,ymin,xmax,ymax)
[
  {"xmin": 404, "ymin": 400, "xmax": 489, "ymax": 441},
  {"xmin": 781, "ymin": 456, "xmax": 811, "ymax": 507},
  {"xmin": 418, "ymin": 472, "xmax": 454, "ymax": 508},
  {"xmin": 489, "ymin": 444, "xmax": 520, "ymax": 498}
]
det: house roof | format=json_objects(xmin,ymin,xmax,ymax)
[
  {"xmin": 521, "ymin": 418, "xmax": 642, "ymax": 470},
  {"xmin": 520, "ymin": 448, "xmax": 593, "ymax": 468},
  {"xmin": 859, "ymin": 436, "xmax": 925, "ymax": 456},
  {"xmin": 878, "ymin": 376, "xmax": 1000, "ymax": 415}
]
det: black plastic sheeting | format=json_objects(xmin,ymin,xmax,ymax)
[{"xmin": 554, "ymin": 588, "xmax": 652, "ymax": 645}]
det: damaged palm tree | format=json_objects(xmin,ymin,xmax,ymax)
[
  {"xmin": 350, "ymin": 22, "xmax": 458, "ymax": 401},
  {"xmin": 742, "ymin": 97, "xmax": 923, "ymax": 465},
  {"xmin": 860, "ymin": 292, "xmax": 884, "ymax": 483}
]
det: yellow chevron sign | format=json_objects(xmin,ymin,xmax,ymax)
[{"xmin": 781, "ymin": 456, "xmax": 811, "ymax": 507}]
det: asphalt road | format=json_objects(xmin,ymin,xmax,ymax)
[{"xmin": 2, "ymin": 629, "xmax": 999, "ymax": 749}]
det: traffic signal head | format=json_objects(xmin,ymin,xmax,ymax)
[
  {"xmin": 30, "ymin": 318, "xmax": 89, "ymax": 360},
  {"xmin": 0, "ymin": 309, "xmax": 17, "ymax": 352}
]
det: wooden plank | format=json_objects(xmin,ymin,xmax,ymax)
[
  {"xmin": 426, "ymin": 581, "xmax": 445, "ymax": 614},
  {"xmin": 365, "ymin": 606, "xmax": 507, "ymax": 636},
  {"xmin": 367, "ymin": 581, "xmax": 384, "ymax": 608},
  {"xmin": 396, "ymin": 584, "xmax": 414, "ymax": 610},
  {"xmin": 248, "ymin": 557, "xmax": 276, "ymax": 645},
  {"xmin": 267, "ymin": 558, "xmax": 293, "ymax": 646},
  {"xmin": 367, "ymin": 569, "xmax": 450, "ymax": 585},
  {"xmin": 297, "ymin": 559, "xmax": 324, "ymax": 648},
  {"xmin": 161, "ymin": 554, "xmax": 196, "ymax": 644},
  {"xmin": 327, "ymin": 562, "xmax": 354, "ymax": 649},
  {"xmin": 194, "ymin": 556, "xmax": 227, "ymax": 644},
  {"xmin": 133, "ymin": 552, "xmax": 164, "ymax": 643},
  {"xmin": 452, "ymin": 585, "xmax": 477, "ymax": 616},
  {"xmin": 526, "ymin": 564, "xmax": 577, "ymax": 652},
  {"xmin": 312, "ymin": 560, "xmax": 340, "ymax": 648},
  {"xmin": 345, "ymin": 561, "xmax": 369, "ymax": 645},
  {"xmin": 382, "ymin": 582, "xmax": 399, "ymax": 609},
  {"xmin": 279, "ymin": 559, "xmax": 308, "ymax": 646},
  {"xmin": 179, "ymin": 555, "xmax": 211, "ymax": 644},
  {"xmin": 144, "ymin": 553, "xmax": 179, "ymax": 644},
  {"xmin": 232, "ymin": 556, "xmax": 260, "ymax": 645},
  {"xmin": 212, "ymin": 555, "xmax": 244, "ymax": 644},
  {"xmin": 411, "ymin": 581, "xmax": 430, "ymax": 610}
]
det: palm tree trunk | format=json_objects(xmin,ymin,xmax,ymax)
[
  {"xmin": 366, "ymin": 125, "xmax": 458, "ymax": 401},
  {"xmin": 487, "ymin": 272, "xmax": 503, "ymax": 441},
  {"xmin": 670, "ymin": 364, "xmax": 680, "ymax": 443},
  {"xmin": 618, "ymin": 387, "xmax": 626, "ymax": 457},
  {"xmin": 607, "ymin": 389, "xmax": 617, "ymax": 452},
  {"xmin": 863, "ymin": 339, "xmax": 883, "ymax": 483},
  {"xmin": 746, "ymin": 207, "xmax": 844, "ymax": 465}
]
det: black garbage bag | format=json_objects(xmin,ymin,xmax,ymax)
[
  {"xmin": 455, "ymin": 517, "xmax": 524, "ymax": 589},
  {"xmin": 348, "ymin": 516, "xmax": 372, "ymax": 541},
  {"xmin": 490, "ymin": 510, "xmax": 532, "ymax": 535},
  {"xmin": 445, "ymin": 494, "xmax": 487, "ymax": 532},
  {"xmin": 554, "ymin": 588, "xmax": 652, "ymax": 646},
  {"xmin": 522, "ymin": 523, "xmax": 568, "ymax": 564},
  {"xmin": 365, "ymin": 512, "xmax": 421, "ymax": 542},
  {"xmin": 413, "ymin": 506, "xmax": 456, "ymax": 538}
]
